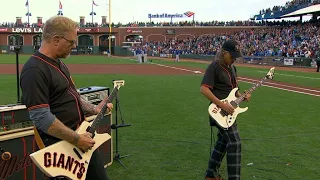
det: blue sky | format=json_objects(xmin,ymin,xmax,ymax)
[{"xmin": 0, "ymin": 0, "xmax": 306, "ymax": 24}]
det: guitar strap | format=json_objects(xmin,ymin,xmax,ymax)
[
  {"xmin": 33, "ymin": 126, "xmax": 46, "ymax": 149},
  {"xmin": 230, "ymin": 64, "xmax": 238, "ymax": 88}
]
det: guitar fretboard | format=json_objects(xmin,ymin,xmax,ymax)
[
  {"xmin": 234, "ymin": 77, "xmax": 267, "ymax": 105},
  {"xmin": 88, "ymin": 87, "xmax": 118, "ymax": 134}
]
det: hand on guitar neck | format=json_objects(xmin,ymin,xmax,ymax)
[
  {"xmin": 237, "ymin": 90, "xmax": 251, "ymax": 102},
  {"xmin": 219, "ymin": 90, "xmax": 251, "ymax": 115}
]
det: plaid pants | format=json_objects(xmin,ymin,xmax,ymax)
[{"xmin": 206, "ymin": 123, "xmax": 242, "ymax": 180}]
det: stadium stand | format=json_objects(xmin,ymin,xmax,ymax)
[
  {"xmin": 252, "ymin": 0, "xmax": 320, "ymax": 20},
  {"xmin": 143, "ymin": 20, "xmax": 320, "ymax": 58}
]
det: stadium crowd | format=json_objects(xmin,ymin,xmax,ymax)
[
  {"xmin": 258, "ymin": 0, "xmax": 320, "ymax": 15},
  {"xmin": 1, "ymin": 19, "xmax": 317, "ymax": 28},
  {"xmin": 0, "ymin": 20, "xmax": 271, "ymax": 28},
  {"xmin": 144, "ymin": 20, "xmax": 320, "ymax": 58}
]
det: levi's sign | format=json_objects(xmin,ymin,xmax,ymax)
[
  {"xmin": 11, "ymin": 28, "xmax": 98, "ymax": 33},
  {"xmin": 12, "ymin": 28, "xmax": 43, "ymax": 33}
]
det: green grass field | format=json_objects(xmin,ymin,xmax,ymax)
[
  {"xmin": 148, "ymin": 58, "xmax": 320, "ymax": 88},
  {"xmin": 0, "ymin": 54, "xmax": 319, "ymax": 179}
]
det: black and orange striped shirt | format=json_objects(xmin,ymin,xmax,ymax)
[
  {"xmin": 201, "ymin": 60, "xmax": 238, "ymax": 100},
  {"xmin": 20, "ymin": 51, "xmax": 85, "ymax": 131}
]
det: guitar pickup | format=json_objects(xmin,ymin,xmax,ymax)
[
  {"xmin": 230, "ymin": 101, "xmax": 238, "ymax": 107},
  {"xmin": 73, "ymin": 148, "xmax": 83, "ymax": 159}
]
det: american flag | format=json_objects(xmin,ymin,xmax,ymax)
[
  {"xmin": 59, "ymin": 0, "xmax": 63, "ymax": 9},
  {"xmin": 184, "ymin": 11, "xmax": 195, "ymax": 17}
]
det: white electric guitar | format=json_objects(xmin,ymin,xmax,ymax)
[
  {"xmin": 208, "ymin": 67, "xmax": 275, "ymax": 129},
  {"xmin": 29, "ymin": 80, "xmax": 125, "ymax": 180}
]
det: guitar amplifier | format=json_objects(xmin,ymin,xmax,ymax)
[
  {"xmin": 0, "ymin": 104, "xmax": 33, "ymax": 135},
  {"xmin": 77, "ymin": 86, "xmax": 110, "ymax": 105}
]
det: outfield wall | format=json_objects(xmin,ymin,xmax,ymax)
[{"xmin": 147, "ymin": 53, "xmax": 319, "ymax": 68}]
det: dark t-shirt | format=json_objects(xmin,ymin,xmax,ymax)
[
  {"xmin": 20, "ymin": 51, "xmax": 85, "ymax": 133},
  {"xmin": 201, "ymin": 60, "xmax": 239, "ymax": 126},
  {"xmin": 201, "ymin": 60, "xmax": 238, "ymax": 100}
]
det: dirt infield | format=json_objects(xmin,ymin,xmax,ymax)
[
  {"xmin": 0, "ymin": 64, "xmax": 196, "ymax": 75},
  {"xmin": 0, "ymin": 61, "xmax": 319, "ymax": 96}
]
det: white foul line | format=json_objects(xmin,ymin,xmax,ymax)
[
  {"xmin": 257, "ymin": 71, "xmax": 320, "ymax": 80},
  {"xmin": 147, "ymin": 61, "xmax": 320, "ymax": 97},
  {"xmin": 148, "ymin": 62, "xmax": 202, "ymax": 74},
  {"xmin": 238, "ymin": 77, "xmax": 320, "ymax": 93},
  {"xmin": 239, "ymin": 80, "xmax": 320, "ymax": 97}
]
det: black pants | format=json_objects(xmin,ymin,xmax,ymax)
[
  {"xmin": 48, "ymin": 150, "xmax": 109, "ymax": 180},
  {"xmin": 317, "ymin": 64, "xmax": 319, "ymax": 72},
  {"xmin": 206, "ymin": 118, "xmax": 242, "ymax": 180}
]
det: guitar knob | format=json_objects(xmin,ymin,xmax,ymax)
[
  {"xmin": 0, "ymin": 146, "xmax": 11, "ymax": 161},
  {"xmin": 2, "ymin": 152, "xmax": 11, "ymax": 161}
]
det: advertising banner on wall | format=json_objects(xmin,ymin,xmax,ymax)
[{"xmin": 283, "ymin": 58, "xmax": 294, "ymax": 66}]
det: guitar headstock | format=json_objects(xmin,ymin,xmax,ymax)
[
  {"xmin": 113, "ymin": 80, "xmax": 125, "ymax": 89},
  {"xmin": 266, "ymin": 67, "xmax": 275, "ymax": 80}
]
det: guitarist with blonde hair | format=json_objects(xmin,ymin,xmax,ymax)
[
  {"xmin": 20, "ymin": 16, "xmax": 113, "ymax": 180},
  {"xmin": 200, "ymin": 40, "xmax": 251, "ymax": 180}
]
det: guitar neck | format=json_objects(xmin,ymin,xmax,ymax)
[
  {"xmin": 88, "ymin": 87, "xmax": 118, "ymax": 134},
  {"xmin": 235, "ymin": 77, "xmax": 267, "ymax": 104}
]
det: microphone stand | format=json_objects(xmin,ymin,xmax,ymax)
[
  {"xmin": 113, "ymin": 88, "xmax": 131, "ymax": 169},
  {"xmin": 15, "ymin": 46, "xmax": 21, "ymax": 104}
]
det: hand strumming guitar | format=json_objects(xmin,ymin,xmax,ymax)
[
  {"xmin": 218, "ymin": 101, "xmax": 235, "ymax": 115},
  {"xmin": 76, "ymin": 132, "xmax": 96, "ymax": 152}
]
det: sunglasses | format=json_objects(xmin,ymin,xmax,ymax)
[{"xmin": 61, "ymin": 36, "xmax": 76, "ymax": 46}]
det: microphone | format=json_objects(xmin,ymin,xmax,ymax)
[{"xmin": 111, "ymin": 123, "xmax": 131, "ymax": 129}]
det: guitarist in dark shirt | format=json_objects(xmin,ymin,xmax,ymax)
[
  {"xmin": 200, "ymin": 40, "xmax": 251, "ymax": 180},
  {"xmin": 20, "ymin": 16, "xmax": 113, "ymax": 180}
]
